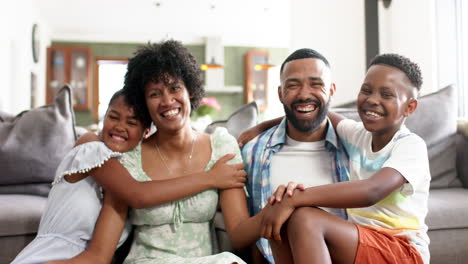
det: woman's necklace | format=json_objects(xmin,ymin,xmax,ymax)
[{"xmin": 155, "ymin": 132, "xmax": 198, "ymax": 175}]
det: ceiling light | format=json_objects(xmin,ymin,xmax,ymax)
[
  {"xmin": 200, "ymin": 57, "xmax": 223, "ymax": 71},
  {"xmin": 254, "ymin": 58, "xmax": 275, "ymax": 71}
]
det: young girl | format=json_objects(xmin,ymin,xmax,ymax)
[
  {"xmin": 240, "ymin": 54, "xmax": 430, "ymax": 264},
  {"xmin": 12, "ymin": 89, "xmax": 246, "ymax": 264}
]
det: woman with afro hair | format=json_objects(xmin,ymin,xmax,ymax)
[{"xmin": 95, "ymin": 40, "xmax": 264, "ymax": 264}]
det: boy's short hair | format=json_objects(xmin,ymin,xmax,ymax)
[
  {"xmin": 280, "ymin": 48, "xmax": 330, "ymax": 74},
  {"xmin": 369, "ymin": 54, "xmax": 423, "ymax": 91}
]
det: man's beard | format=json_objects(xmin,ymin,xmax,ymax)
[{"xmin": 283, "ymin": 99, "xmax": 330, "ymax": 133}]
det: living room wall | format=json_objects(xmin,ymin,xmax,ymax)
[
  {"xmin": 52, "ymin": 41, "xmax": 288, "ymax": 126},
  {"xmin": 0, "ymin": 0, "xmax": 52, "ymax": 114}
]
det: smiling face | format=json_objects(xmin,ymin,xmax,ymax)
[
  {"xmin": 279, "ymin": 58, "xmax": 335, "ymax": 135},
  {"xmin": 358, "ymin": 64, "xmax": 417, "ymax": 140},
  {"xmin": 144, "ymin": 76, "xmax": 192, "ymax": 133},
  {"xmin": 101, "ymin": 96, "xmax": 145, "ymax": 152}
]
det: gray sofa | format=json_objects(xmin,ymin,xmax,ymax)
[
  {"xmin": 0, "ymin": 86, "xmax": 85, "ymax": 263},
  {"xmin": 1, "ymin": 84, "xmax": 467, "ymax": 264}
]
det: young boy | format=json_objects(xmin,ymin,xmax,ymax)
[{"xmin": 241, "ymin": 54, "xmax": 430, "ymax": 263}]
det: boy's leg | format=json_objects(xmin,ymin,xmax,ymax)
[
  {"xmin": 250, "ymin": 245, "xmax": 269, "ymax": 264},
  {"xmin": 286, "ymin": 207, "xmax": 359, "ymax": 264},
  {"xmin": 270, "ymin": 227, "xmax": 294, "ymax": 263}
]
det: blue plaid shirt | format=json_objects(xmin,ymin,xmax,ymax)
[{"xmin": 241, "ymin": 118, "xmax": 350, "ymax": 263}]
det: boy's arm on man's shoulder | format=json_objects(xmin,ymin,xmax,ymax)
[
  {"xmin": 327, "ymin": 111, "xmax": 346, "ymax": 129},
  {"xmin": 238, "ymin": 116, "xmax": 283, "ymax": 147}
]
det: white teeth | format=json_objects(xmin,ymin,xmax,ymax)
[
  {"xmin": 365, "ymin": 111, "xmax": 382, "ymax": 118},
  {"xmin": 112, "ymin": 135, "xmax": 126, "ymax": 142},
  {"xmin": 162, "ymin": 109, "xmax": 179, "ymax": 117},
  {"xmin": 295, "ymin": 105, "xmax": 317, "ymax": 112}
]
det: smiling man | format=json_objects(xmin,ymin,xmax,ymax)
[{"xmin": 241, "ymin": 48, "xmax": 350, "ymax": 263}]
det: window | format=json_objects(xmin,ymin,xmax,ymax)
[
  {"xmin": 95, "ymin": 59, "xmax": 128, "ymax": 126},
  {"xmin": 436, "ymin": 0, "xmax": 467, "ymax": 117}
]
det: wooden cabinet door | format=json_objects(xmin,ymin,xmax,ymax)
[
  {"xmin": 244, "ymin": 50, "xmax": 270, "ymax": 112},
  {"xmin": 46, "ymin": 46, "xmax": 92, "ymax": 110}
]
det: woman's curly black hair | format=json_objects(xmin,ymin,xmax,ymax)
[{"xmin": 123, "ymin": 40, "xmax": 204, "ymax": 125}]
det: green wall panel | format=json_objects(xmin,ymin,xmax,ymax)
[
  {"xmin": 204, "ymin": 92, "xmax": 244, "ymax": 121},
  {"xmin": 52, "ymin": 41, "xmax": 204, "ymax": 62},
  {"xmin": 52, "ymin": 41, "xmax": 288, "ymax": 126},
  {"xmin": 74, "ymin": 110, "xmax": 94, "ymax": 127},
  {"xmin": 224, "ymin": 46, "xmax": 289, "ymax": 87}
]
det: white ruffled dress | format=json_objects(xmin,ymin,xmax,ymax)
[{"xmin": 11, "ymin": 142, "xmax": 131, "ymax": 264}]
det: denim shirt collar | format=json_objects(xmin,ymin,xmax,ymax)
[{"xmin": 268, "ymin": 117, "xmax": 340, "ymax": 152}]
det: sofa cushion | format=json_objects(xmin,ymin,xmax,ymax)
[
  {"xmin": 0, "ymin": 184, "xmax": 52, "ymax": 196},
  {"xmin": 0, "ymin": 85, "xmax": 77, "ymax": 196},
  {"xmin": 205, "ymin": 101, "xmax": 258, "ymax": 139},
  {"xmin": 426, "ymin": 188, "xmax": 468, "ymax": 230},
  {"xmin": 428, "ymin": 228, "xmax": 468, "ymax": 264},
  {"xmin": 406, "ymin": 85, "xmax": 457, "ymax": 147},
  {"xmin": 407, "ymin": 85, "xmax": 461, "ymax": 188},
  {"xmin": 334, "ymin": 84, "xmax": 461, "ymax": 189},
  {"xmin": 0, "ymin": 194, "xmax": 47, "ymax": 236},
  {"xmin": 0, "ymin": 111, "xmax": 15, "ymax": 122}
]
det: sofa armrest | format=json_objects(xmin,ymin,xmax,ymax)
[
  {"xmin": 456, "ymin": 119, "xmax": 468, "ymax": 188},
  {"xmin": 214, "ymin": 211, "xmax": 234, "ymax": 252}
]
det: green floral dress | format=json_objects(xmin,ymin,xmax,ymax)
[{"xmin": 121, "ymin": 128, "xmax": 246, "ymax": 264}]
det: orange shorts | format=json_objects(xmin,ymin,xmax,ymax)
[{"xmin": 354, "ymin": 224, "xmax": 423, "ymax": 264}]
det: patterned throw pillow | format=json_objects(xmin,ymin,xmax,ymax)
[{"xmin": 0, "ymin": 85, "xmax": 77, "ymax": 196}]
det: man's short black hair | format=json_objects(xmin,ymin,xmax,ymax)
[
  {"xmin": 280, "ymin": 48, "xmax": 330, "ymax": 74},
  {"xmin": 369, "ymin": 53, "xmax": 423, "ymax": 91}
]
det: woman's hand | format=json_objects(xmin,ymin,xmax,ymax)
[
  {"xmin": 268, "ymin": 182, "xmax": 305, "ymax": 205},
  {"xmin": 209, "ymin": 153, "xmax": 246, "ymax": 189}
]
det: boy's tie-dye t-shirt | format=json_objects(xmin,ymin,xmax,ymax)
[{"xmin": 337, "ymin": 119, "xmax": 431, "ymax": 263}]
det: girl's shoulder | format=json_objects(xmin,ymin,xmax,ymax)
[
  {"xmin": 75, "ymin": 131, "xmax": 101, "ymax": 146},
  {"xmin": 53, "ymin": 141, "xmax": 123, "ymax": 184}
]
